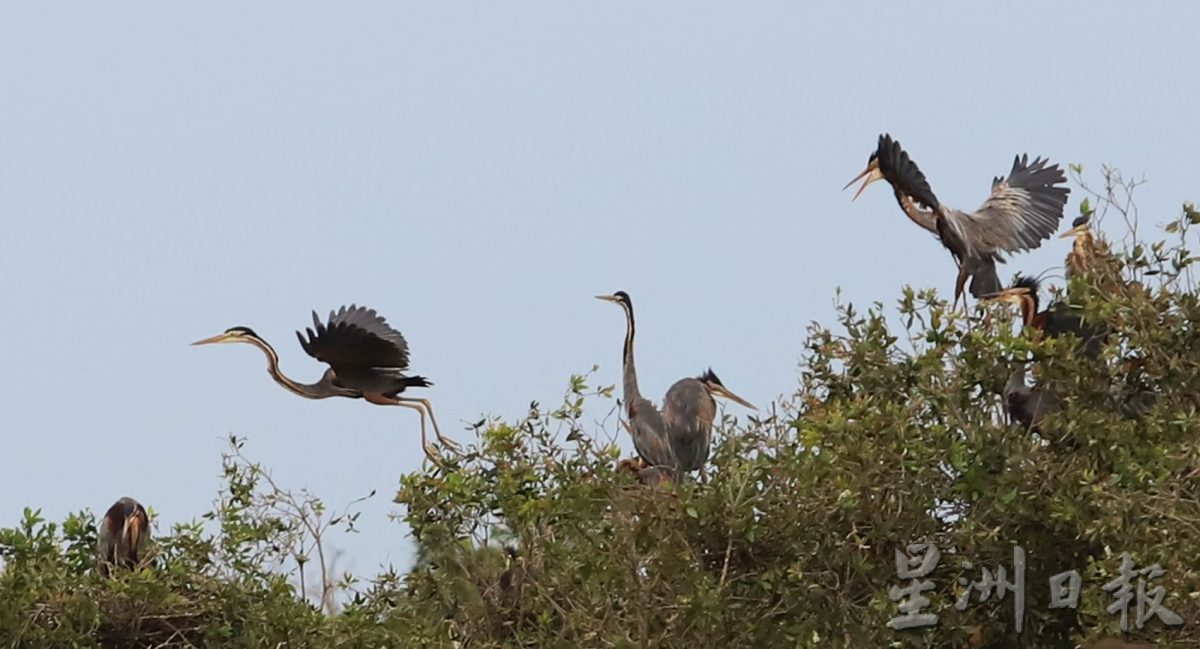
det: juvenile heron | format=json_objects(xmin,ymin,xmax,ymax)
[
  {"xmin": 596, "ymin": 291, "xmax": 756, "ymax": 479},
  {"xmin": 192, "ymin": 304, "xmax": 457, "ymax": 464},
  {"xmin": 97, "ymin": 497, "xmax": 149, "ymax": 574},
  {"xmin": 846, "ymin": 134, "xmax": 1070, "ymax": 308},
  {"xmin": 1060, "ymin": 214, "xmax": 1096, "ymax": 280}
]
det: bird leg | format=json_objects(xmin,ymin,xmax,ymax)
[
  {"xmin": 394, "ymin": 396, "xmax": 461, "ymax": 454},
  {"xmin": 388, "ymin": 400, "xmax": 447, "ymax": 467},
  {"xmin": 953, "ymin": 265, "xmax": 970, "ymax": 313},
  {"xmin": 366, "ymin": 393, "xmax": 450, "ymax": 466}
]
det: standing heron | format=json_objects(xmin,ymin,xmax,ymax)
[
  {"xmin": 596, "ymin": 291, "xmax": 756, "ymax": 479},
  {"xmin": 97, "ymin": 497, "xmax": 149, "ymax": 574},
  {"xmin": 845, "ymin": 134, "xmax": 1070, "ymax": 308},
  {"xmin": 192, "ymin": 304, "xmax": 457, "ymax": 464}
]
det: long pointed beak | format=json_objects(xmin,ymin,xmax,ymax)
[
  {"xmin": 981, "ymin": 290, "xmax": 1025, "ymax": 306},
  {"xmin": 1059, "ymin": 223, "xmax": 1090, "ymax": 239},
  {"xmin": 191, "ymin": 333, "xmax": 232, "ymax": 346},
  {"xmin": 844, "ymin": 165, "xmax": 884, "ymax": 201},
  {"xmin": 712, "ymin": 384, "xmax": 757, "ymax": 411},
  {"xmin": 595, "ymin": 294, "xmax": 618, "ymax": 303}
]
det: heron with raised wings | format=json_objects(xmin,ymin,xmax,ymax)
[
  {"xmin": 596, "ymin": 291, "xmax": 756, "ymax": 480},
  {"xmin": 192, "ymin": 305, "xmax": 457, "ymax": 464},
  {"xmin": 845, "ymin": 134, "xmax": 1070, "ymax": 308}
]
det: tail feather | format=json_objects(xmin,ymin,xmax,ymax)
[
  {"xmin": 969, "ymin": 258, "xmax": 1001, "ymax": 298},
  {"xmin": 403, "ymin": 375, "xmax": 432, "ymax": 388}
]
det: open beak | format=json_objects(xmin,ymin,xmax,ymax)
[
  {"xmin": 190, "ymin": 332, "xmax": 234, "ymax": 346},
  {"xmin": 1059, "ymin": 223, "xmax": 1090, "ymax": 239},
  {"xmin": 843, "ymin": 161, "xmax": 884, "ymax": 201},
  {"xmin": 595, "ymin": 294, "xmax": 619, "ymax": 303},
  {"xmin": 981, "ymin": 289, "xmax": 1026, "ymax": 307},
  {"xmin": 711, "ymin": 384, "xmax": 757, "ymax": 411}
]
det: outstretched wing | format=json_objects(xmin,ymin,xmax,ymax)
[
  {"xmin": 296, "ymin": 304, "xmax": 411, "ymax": 372},
  {"xmin": 876, "ymin": 133, "xmax": 941, "ymax": 211},
  {"xmin": 952, "ymin": 154, "xmax": 1069, "ymax": 256}
]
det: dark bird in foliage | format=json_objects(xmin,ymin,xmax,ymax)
[
  {"xmin": 192, "ymin": 305, "xmax": 457, "ymax": 464},
  {"xmin": 597, "ymin": 292, "xmax": 756, "ymax": 479},
  {"xmin": 97, "ymin": 497, "xmax": 149, "ymax": 574},
  {"xmin": 845, "ymin": 134, "xmax": 1070, "ymax": 308},
  {"xmin": 1003, "ymin": 368, "xmax": 1059, "ymax": 435},
  {"xmin": 987, "ymin": 275, "xmax": 1107, "ymax": 358}
]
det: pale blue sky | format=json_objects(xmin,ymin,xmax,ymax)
[{"xmin": 2, "ymin": 3, "xmax": 1196, "ymax": 576}]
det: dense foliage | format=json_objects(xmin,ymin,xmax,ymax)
[{"xmin": 3, "ymin": 174, "xmax": 1198, "ymax": 647}]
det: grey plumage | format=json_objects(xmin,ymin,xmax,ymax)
[
  {"xmin": 663, "ymin": 378, "xmax": 716, "ymax": 473},
  {"xmin": 598, "ymin": 293, "xmax": 755, "ymax": 479},
  {"xmin": 946, "ymin": 155, "xmax": 1070, "ymax": 261},
  {"xmin": 599, "ymin": 291, "xmax": 681, "ymax": 475},
  {"xmin": 849, "ymin": 137, "xmax": 1070, "ymax": 302},
  {"xmin": 1004, "ymin": 368, "xmax": 1059, "ymax": 434}
]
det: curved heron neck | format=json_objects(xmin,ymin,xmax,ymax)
[
  {"xmin": 619, "ymin": 302, "xmax": 642, "ymax": 404},
  {"xmin": 1019, "ymin": 296, "xmax": 1038, "ymax": 327},
  {"xmin": 245, "ymin": 337, "xmax": 331, "ymax": 399},
  {"xmin": 895, "ymin": 191, "xmax": 939, "ymax": 234}
]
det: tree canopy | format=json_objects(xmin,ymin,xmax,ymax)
[{"xmin": 3, "ymin": 171, "xmax": 1198, "ymax": 648}]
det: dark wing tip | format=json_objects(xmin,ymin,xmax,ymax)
[{"xmin": 875, "ymin": 135, "xmax": 940, "ymax": 210}]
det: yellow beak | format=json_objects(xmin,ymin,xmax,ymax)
[
  {"xmin": 190, "ymin": 332, "xmax": 235, "ymax": 346},
  {"xmin": 1059, "ymin": 223, "xmax": 1090, "ymax": 239},
  {"xmin": 981, "ymin": 289, "xmax": 1028, "ymax": 307},
  {"xmin": 844, "ymin": 160, "xmax": 884, "ymax": 201},
  {"xmin": 711, "ymin": 384, "xmax": 758, "ymax": 411}
]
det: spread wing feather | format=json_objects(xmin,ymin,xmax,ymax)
[
  {"xmin": 949, "ymin": 155, "xmax": 1069, "ymax": 256},
  {"xmin": 296, "ymin": 304, "xmax": 411, "ymax": 372}
]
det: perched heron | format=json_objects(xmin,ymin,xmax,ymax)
[
  {"xmin": 596, "ymin": 291, "xmax": 756, "ymax": 479},
  {"xmin": 846, "ymin": 134, "xmax": 1070, "ymax": 307},
  {"xmin": 988, "ymin": 275, "xmax": 1107, "ymax": 358},
  {"xmin": 97, "ymin": 497, "xmax": 149, "ymax": 574},
  {"xmin": 192, "ymin": 304, "xmax": 457, "ymax": 464},
  {"xmin": 1003, "ymin": 368, "xmax": 1058, "ymax": 435},
  {"xmin": 1060, "ymin": 214, "xmax": 1096, "ymax": 280}
]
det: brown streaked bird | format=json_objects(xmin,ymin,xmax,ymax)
[
  {"xmin": 846, "ymin": 134, "xmax": 1070, "ymax": 308},
  {"xmin": 192, "ymin": 304, "xmax": 457, "ymax": 464},
  {"xmin": 987, "ymin": 275, "xmax": 1107, "ymax": 358},
  {"xmin": 1060, "ymin": 214, "xmax": 1096, "ymax": 280},
  {"xmin": 597, "ymin": 291, "xmax": 756, "ymax": 480},
  {"xmin": 97, "ymin": 497, "xmax": 149, "ymax": 574}
]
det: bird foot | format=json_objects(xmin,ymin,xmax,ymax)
[
  {"xmin": 436, "ymin": 433, "xmax": 463, "ymax": 455},
  {"xmin": 422, "ymin": 443, "xmax": 449, "ymax": 469}
]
